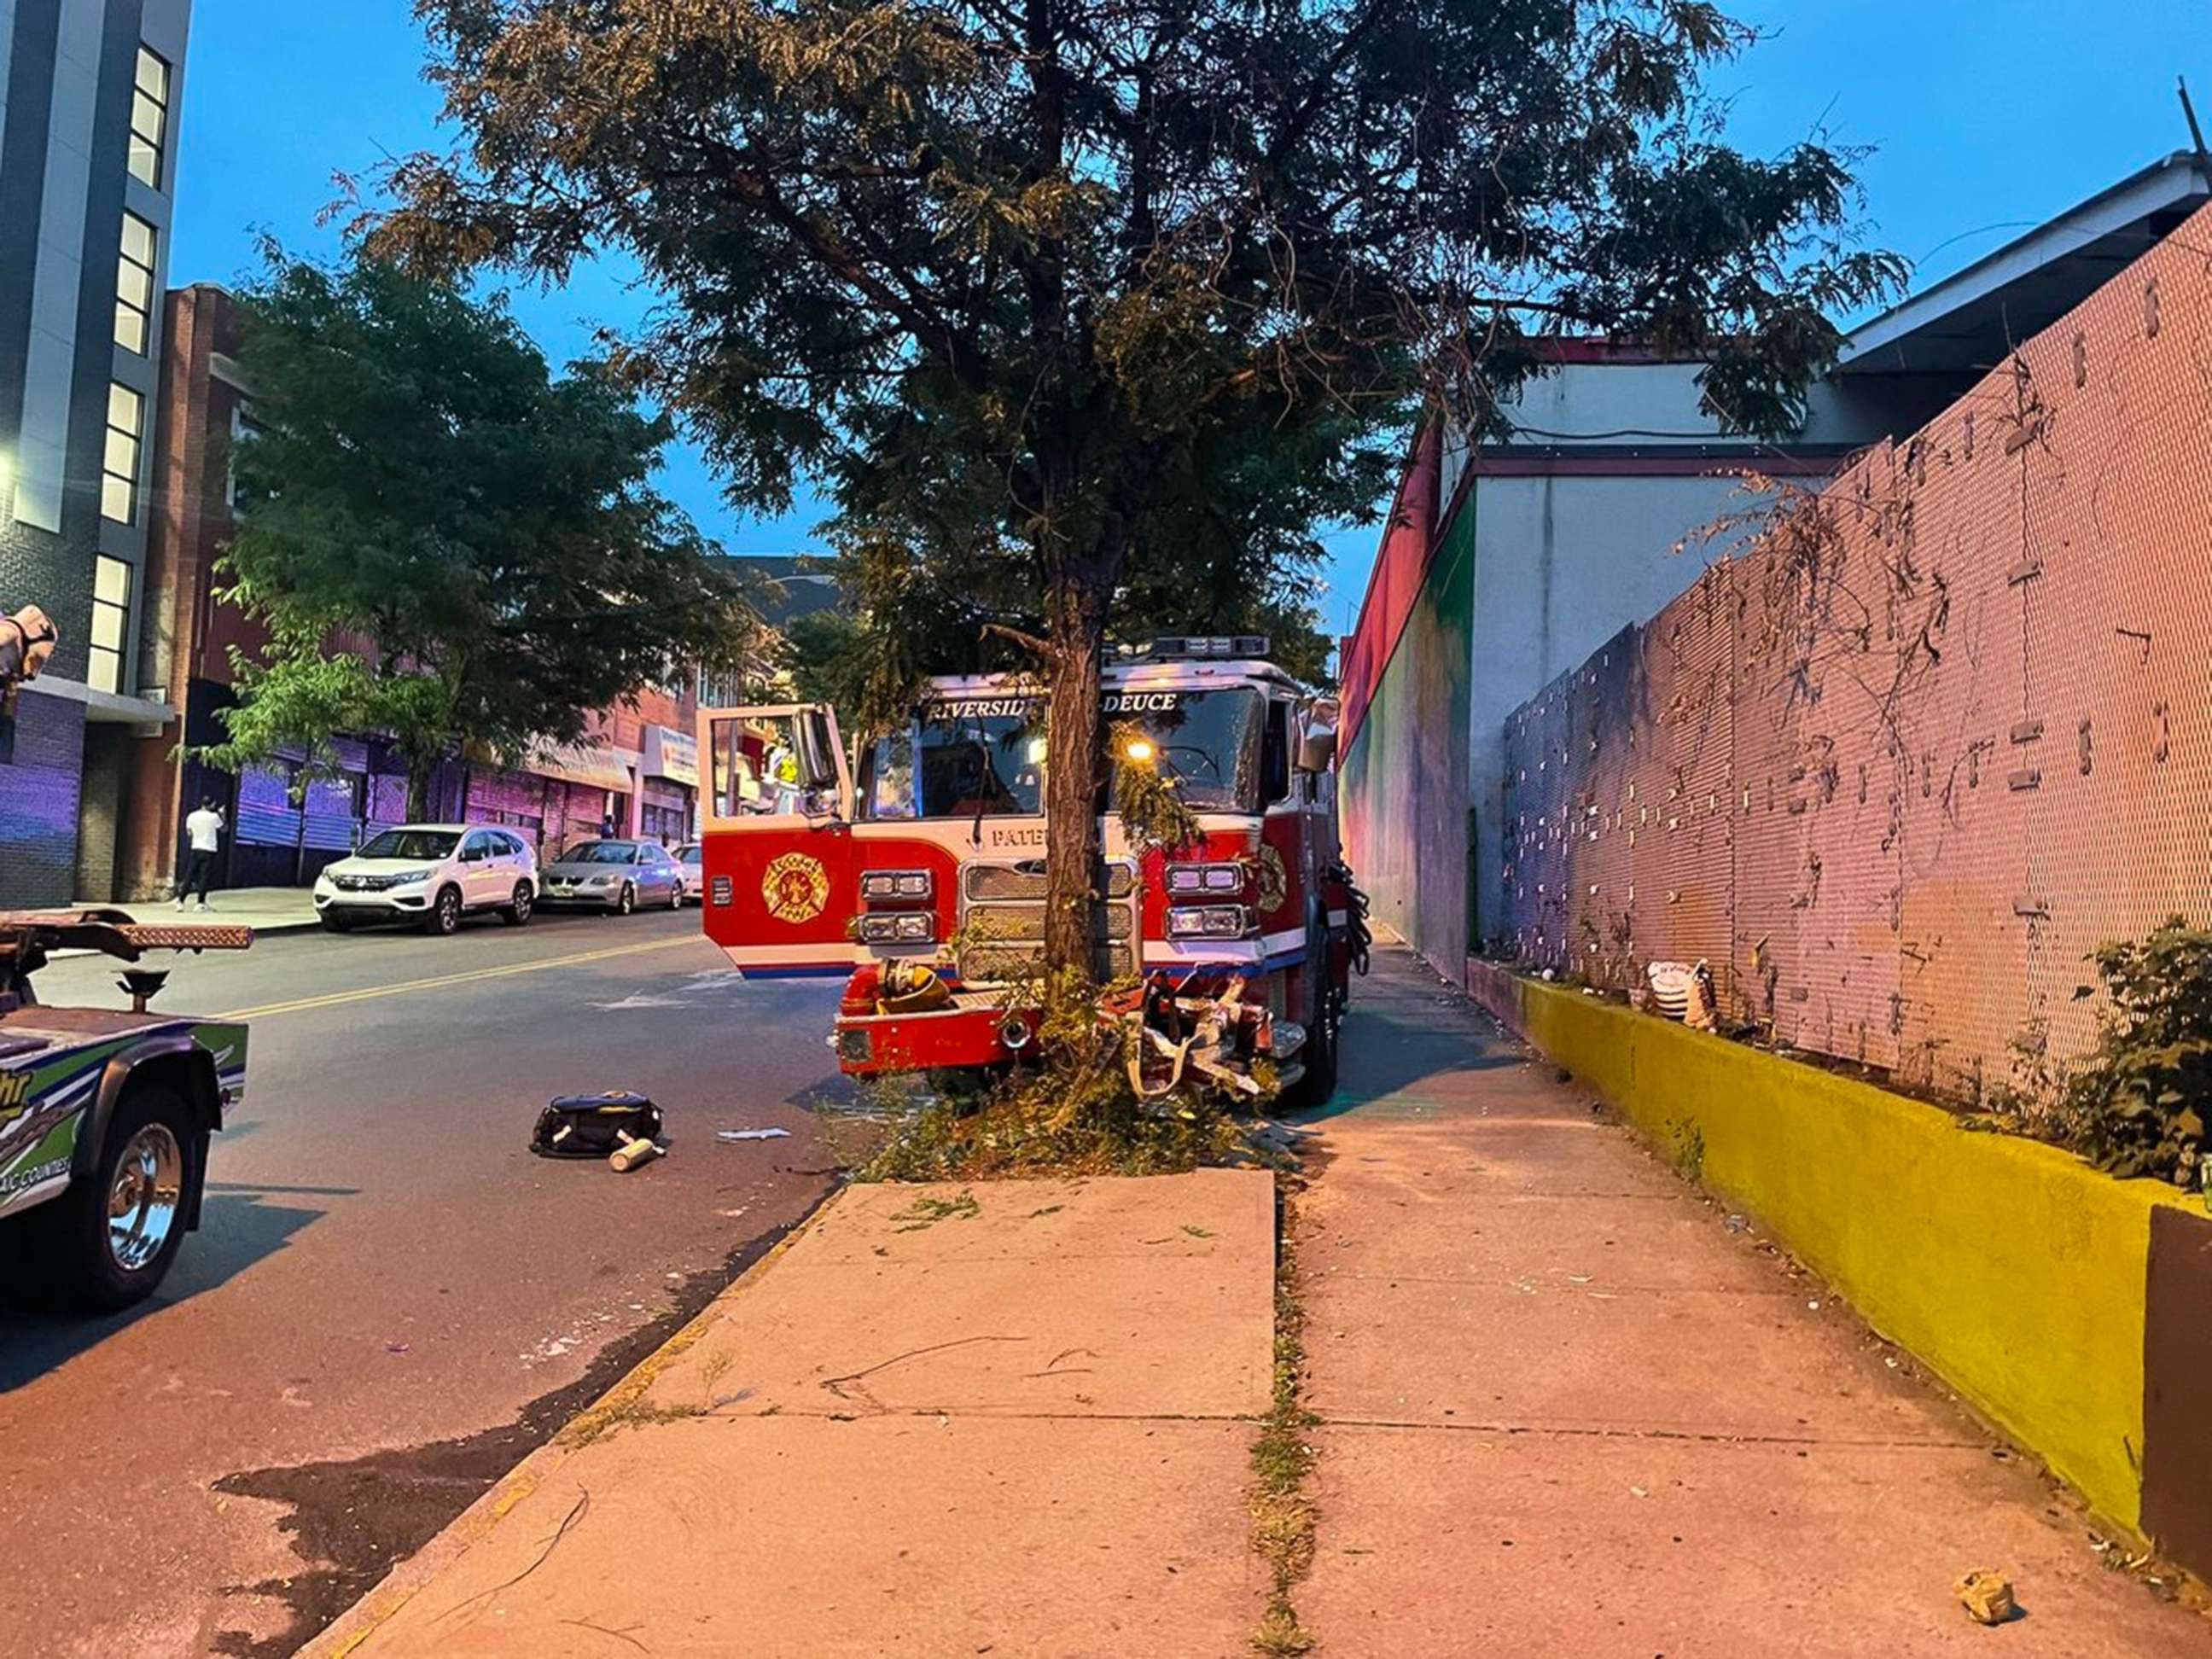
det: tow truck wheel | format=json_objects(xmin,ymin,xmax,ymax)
[{"xmin": 20, "ymin": 1080, "xmax": 201, "ymax": 1313}]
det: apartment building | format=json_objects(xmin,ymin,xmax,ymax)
[{"xmin": 0, "ymin": 0, "xmax": 191, "ymax": 903}]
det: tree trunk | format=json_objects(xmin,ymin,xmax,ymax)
[
  {"xmin": 1039, "ymin": 562, "xmax": 1111, "ymax": 985},
  {"xmin": 405, "ymin": 750, "xmax": 437, "ymax": 822}
]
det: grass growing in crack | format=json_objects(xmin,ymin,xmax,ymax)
[
  {"xmin": 1249, "ymin": 1185, "xmax": 1318, "ymax": 1656},
  {"xmin": 890, "ymin": 1190, "xmax": 981, "ymax": 1231}
]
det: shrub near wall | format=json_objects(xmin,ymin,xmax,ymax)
[{"xmin": 1466, "ymin": 959, "xmax": 2212, "ymax": 1580}]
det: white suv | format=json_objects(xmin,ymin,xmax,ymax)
[{"xmin": 314, "ymin": 824, "xmax": 539, "ymax": 935}]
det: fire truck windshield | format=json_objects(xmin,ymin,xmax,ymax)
[{"xmin": 861, "ymin": 688, "xmax": 1263, "ymax": 819}]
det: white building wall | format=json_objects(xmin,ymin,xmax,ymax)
[{"xmin": 1463, "ymin": 471, "xmax": 1756, "ymax": 942}]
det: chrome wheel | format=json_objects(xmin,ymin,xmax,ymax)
[
  {"xmin": 107, "ymin": 1122, "xmax": 183, "ymax": 1273},
  {"xmin": 617, "ymin": 883, "xmax": 635, "ymax": 916}
]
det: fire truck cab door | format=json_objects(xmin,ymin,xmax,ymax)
[{"xmin": 696, "ymin": 704, "xmax": 858, "ymax": 976}]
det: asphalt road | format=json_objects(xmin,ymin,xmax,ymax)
[{"xmin": 0, "ymin": 905, "xmax": 849, "ymax": 1657}]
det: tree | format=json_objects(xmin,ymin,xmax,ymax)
[
  {"xmin": 366, "ymin": 0, "xmax": 1900, "ymax": 976},
  {"xmin": 202, "ymin": 253, "xmax": 761, "ymax": 814}
]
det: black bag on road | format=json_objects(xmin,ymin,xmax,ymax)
[{"xmin": 530, "ymin": 1091, "xmax": 663, "ymax": 1159}]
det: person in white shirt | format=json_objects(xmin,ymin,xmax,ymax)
[{"xmin": 175, "ymin": 797, "xmax": 226, "ymax": 911}]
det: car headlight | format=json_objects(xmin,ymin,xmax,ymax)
[
  {"xmin": 1167, "ymin": 904, "xmax": 1254, "ymax": 940},
  {"xmin": 390, "ymin": 868, "xmax": 433, "ymax": 885},
  {"xmin": 858, "ymin": 912, "xmax": 935, "ymax": 945},
  {"xmin": 860, "ymin": 869, "xmax": 933, "ymax": 900},
  {"xmin": 1165, "ymin": 862, "xmax": 1247, "ymax": 896},
  {"xmin": 586, "ymin": 873, "xmax": 617, "ymax": 887}
]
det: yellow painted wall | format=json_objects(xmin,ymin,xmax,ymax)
[{"xmin": 1481, "ymin": 968, "xmax": 2192, "ymax": 1540}]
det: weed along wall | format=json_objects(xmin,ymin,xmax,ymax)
[{"xmin": 1466, "ymin": 960, "xmax": 2212, "ymax": 1580}]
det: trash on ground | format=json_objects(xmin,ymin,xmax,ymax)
[
  {"xmin": 1645, "ymin": 960, "xmax": 1719, "ymax": 1029},
  {"xmin": 1954, "ymin": 1569, "xmax": 2017, "ymax": 1625},
  {"xmin": 531, "ymin": 1090, "xmax": 663, "ymax": 1159},
  {"xmin": 717, "ymin": 1127, "xmax": 792, "ymax": 1142},
  {"xmin": 610, "ymin": 1132, "xmax": 663, "ymax": 1173}
]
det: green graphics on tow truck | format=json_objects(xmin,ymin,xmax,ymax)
[{"xmin": 0, "ymin": 1017, "xmax": 247, "ymax": 1221}]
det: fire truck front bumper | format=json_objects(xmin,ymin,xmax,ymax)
[{"xmin": 832, "ymin": 1003, "xmax": 1039, "ymax": 1077}]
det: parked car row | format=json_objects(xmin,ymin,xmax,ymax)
[{"xmin": 312, "ymin": 824, "xmax": 700, "ymax": 935}]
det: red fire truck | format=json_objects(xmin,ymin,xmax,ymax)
[{"xmin": 694, "ymin": 637, "xmax": 1366, "ymax": 1105}]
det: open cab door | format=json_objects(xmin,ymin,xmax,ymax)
[{"xmin": 696, "ymin": 703, "xmax": 857, "ymax": 977}]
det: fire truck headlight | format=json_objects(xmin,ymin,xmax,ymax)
[
  {"xmin": 860, "ymin": 869, "xmax": 933, "ymax": 901},
  {"xmin": 1166, "ymin": 862, "xmax": 1247, "ymax": 896},
  {"xmin": 859, "ymin": 912, "xmax": 936, "ymax": 946},
  {"xmin": 1167, "ymin": 905, "xmax": 1254, "ymax": 940}
]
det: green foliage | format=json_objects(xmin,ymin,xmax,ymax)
[
  {"xmin": 198, "ymin": 250, "xmax": 760, "ymax": 808},
  {"xmin": 1111, "ymin": 721, "xmax": 1204, "ymax": 854},
  {"xmin": 856, "ymin": 969, "xmax": 1245, "ymax": 1181},
  {"xmin": 2052, "ymin": 918, "xmax": 2212, "ymax": 1186}
]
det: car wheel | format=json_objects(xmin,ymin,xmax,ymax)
[
  {"xmin": 18, "ymin": 1080, "xmax": 201, "ymax": 1312},
  {"xmin": 424, "ymin": 885, "xmax": 463, "ymax": 935},
  {"xmin": 615, "ymin": 882, "xmax": 636, "ymax": 917},
  {"xmin": 502, "ymin": 882, "xmax": 534, "ymax": 926},
  {"xmin": 667, "ymin": 879, "xmax": 684, "ymax": 911}
]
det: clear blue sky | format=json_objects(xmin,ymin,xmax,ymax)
[{"xmin": 170, "ymin": 1, "xmax": 2211, "ymax": 637}]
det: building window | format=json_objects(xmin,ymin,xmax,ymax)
[
  {"xmin": 102, "ymin": 381, "xmax": 144, "ymax": 524},
  {"xmin": 89, "ymin": 556, "xmax": 131, "ymax": 694},
  {"xmin": 128, "ymin": 48, "xmax": 171, "ymax": 189},
  {"xmin": 115, "ymin": 212, "xmax": 158, "ymax": 352}
]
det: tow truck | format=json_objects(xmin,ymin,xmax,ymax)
[
  {"xmin": 693, "ymin": 637, "xmax": 1367, "ymax": 1104},
  {"xmin": 0, "ymin": 911, "xmax": 252, "ymax": 1310}
]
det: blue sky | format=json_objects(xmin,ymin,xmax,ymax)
[{"xmin": 171, "ymin": 1, "xmax": 2210, "ymax": 638}]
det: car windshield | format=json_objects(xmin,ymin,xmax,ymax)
[
  {"xmin": 358, "ymin": 830, "xmax": 458, "ymax": 860},
  {"xmin": 563, "ymin": 841, "xmax": 638, "ymax": 864},
  {"xmin": 861, "ymin": 687, "xmax": 1263, "ymax": 818},
  {"xmin": 674, "ymin": 844, "xmax": 701, "ymax": 863}
]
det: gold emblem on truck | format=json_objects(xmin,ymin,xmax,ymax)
[
  {"xmin": 761, "ymin": 853, "xmax": 831, "ymax": 923},
  {"xmin": 1257, "ymin": 844, "xmax": 1289, "ymax": 913}
]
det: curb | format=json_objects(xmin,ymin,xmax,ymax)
[{"xmin": 299, "ymin": 1187, "xmax": 850, "ymax": 1658}]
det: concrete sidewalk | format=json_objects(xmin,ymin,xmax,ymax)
[
  {"xmin": 306, "ymin": 1167, "xmax": 1276, "ymax": 1656},
  {"xmin": 1293, "ymin": 949, "xmax": 2206, "ymax": 1655}
]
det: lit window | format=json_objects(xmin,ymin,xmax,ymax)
[
  {"xmin": 114, "ymin": 212, "xmax": 157, "ymax": 352},
  {"xmin": 102, "ymin": 381, "xmax": 144, "ymax": 524},
  {"xmin": 89, "ymin": 556, "xmax": 132, "ymax": 694},
  {"xmin": 128, "ymin": 48, "xmax": 171, "ymax": 189}
]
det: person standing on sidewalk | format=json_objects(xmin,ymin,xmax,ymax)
[{"xmin": 174, "ymin": 798, "xmax": 226, "ymax": 912}]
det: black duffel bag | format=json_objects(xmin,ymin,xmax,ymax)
[{"xmin": 530, "ymin": 1091, "xmax": 663, "ymax": 1159}]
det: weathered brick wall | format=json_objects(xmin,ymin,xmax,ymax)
[{"xmin": 1499, "ymin": 202, "xmax": 2212, "ymax": 1104}]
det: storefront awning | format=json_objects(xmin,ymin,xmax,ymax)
[
  {"xmin": 643, "ymin": 725, "xmax": 699, "ymax": 788},
  {"xmin": 527, "ymin": 742, "xmax": 632, "ymax": 793}
]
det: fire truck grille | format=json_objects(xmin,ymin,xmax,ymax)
[
  {"xmin": 963, "ymin": 864, "xmax": 1138, "ymax": 903},
  {"xmin": 957, "ymin": 860, "xmax": 1139, "ymax": 987}
]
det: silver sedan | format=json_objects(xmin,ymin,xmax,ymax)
[{"xmin": 536, "ymin": 840, "xmax": 686, "ymax": 914}]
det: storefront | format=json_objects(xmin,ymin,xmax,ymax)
[
  {"xmin": 639, "ymin": 725, "xmax": 698, "ymax": 844},
  {"xmin": 503, "ymin": 741, "xmax": 632, "ymax": 858}
]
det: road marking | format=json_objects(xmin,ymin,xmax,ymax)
[{"xmin": 216, "ymin": 935, "xmax": 701, "ymax": 1022}]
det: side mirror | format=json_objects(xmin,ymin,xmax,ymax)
[
  {"xmin": 1295, "ymin": 725, "xmax": 1338, "ymax": 774},
  {"xmin": 795, "ymin": 707, "xmax": 840, "ymax": 793}
]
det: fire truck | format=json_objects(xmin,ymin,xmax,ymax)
[{"xmin": 694, "ymin": 637, "xmax": 1366, "ymax": 1105}]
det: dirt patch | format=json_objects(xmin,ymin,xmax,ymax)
[{"xmin": 208, "ymin": 1192, "xmax": 831, "ymax": 1657}]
